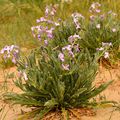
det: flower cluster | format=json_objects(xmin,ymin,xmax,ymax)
[
  {"xmin": 96, "ymin": 42, "xmax": 112, "ymax": 58},
  {"xmin": 58, "ymin": 34, "xmax": 81, "ymax": 70},
  {"xmin": 31, "ymin": 26, "xmax": 55, "ymax": 44},
  {"xmin": 31, "ymin": 5, "xmax": 60, "ymax": 46},
  {"xmin": 89, "ymin": 2, "xmax": 101, "ymax": 14},
  {"xmin": 72, "ymin": 12, "xmax": 85, "ymax": 29},
  {"xmin": 89, "ymin": 2, "xmax": 117, "ymax": 23},
  {"xmin": 45, "ymin": 5, "xmax": 57, "ymax": 17},
  {"xmin": 0, "ymin": 45, "xmax": 19, "ymax": 64},
  {"xmin": 86, "ymin": 2, "xmax": 119, "ymax": 61}
]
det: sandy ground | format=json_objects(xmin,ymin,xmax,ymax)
[{"xmin": 0, "ymin": 64, "xmax": 120, "ymax": 120}]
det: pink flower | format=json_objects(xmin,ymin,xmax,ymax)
[
  {"xmin": 62, "ymin": 64, "xmax": 69, "ymax": 70},
  {"xmin": 73, "ymin": 34, "xmax": 80, "ymax": 38},
  {"xmin": 54, "ymin": 22, "xmax": 60, "ymax": 26},
  {"xmin": 58, "ymin": 53, "xmax": 65, "ymax": 62},
  {"xmin": 47, "ymin": 33, "xmax": 53, "ymax": 39},
  {"xmin": 72, "ymin": 13, "xmax": 85, "ymax": 19},
  {"xmin": 96, "ymin": 24, "xmax": 100, "ymax": 29},
  {"xmin": 37, "ymin": 35, "xmax": 41, "ymax": 41},
  {"xmin": 12, "ymin": 57, "xmax": 16, "ymax": 64},
  {"xmin": 23, "ymin": 72, "xmax": 28, "ymax": 81},
  {"xmin": 69, "ymin": 51, "xmax": 74, "ymax": 58},
  {"xmin": 108, "ymin": 11, "xmax": 117, "ymax": 16},
  {"xmin": 18, "ymin": 71, "xmax": 22, "ymax": 78},
  {"xmin": 112, "ymin": 28, "xmax": 117, "ymax": 32},
  {"xmin": 0, "ymin": 45, "xmax": 19, "ymax": 64},
  {"xmin": 44, "ymin": 40, "xmax": 48, "ymax": 46},
  {"xmin": 90, "ymin": 15, "xmax": 95, "ymax": 21},
  {"xmin": 68, "ymin": 34, "xmax": 80, "ymax": 43},
  {"xmin": 100, "ymin": 14, "xmax": 105, "ymax": 20},
  {"xmin": 36, "ymin": 17, "xmax": 47, "ymax": 23},
  {"xmin": 45, "ymin": 5, "xmax": 56, "ymax": 16},
  {"xmin": 62, "ymin": 45, "xmax": 72, "ymax": 51},
  {"xmin": 102, "ymin": 42, "xmax": 112, "ymax": 47},
  {"xmin": 104, "ymin": 52, "xmax": 109, "ymax": 58},
  {"xmin": 74, "ymin": 44, "xmax": 80, "ymax": 52},
  {"xmin": 95, "ymin": 9, "xmax": 101, "ymax": 13},
  {"xmin": 89, "ymin": 2, "xmax": 101, "ymax": 13},
  {"xmin": 72, "ymin": 12, "xmax": 84, "ymax": 29},
  {"xmin": 96, "ymin": 47, "xmax": 104, "ymax": 51}
]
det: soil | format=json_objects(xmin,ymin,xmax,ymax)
[{"xmin": 0, "ymin": 63, "xmax": 120, "ymax": 120}]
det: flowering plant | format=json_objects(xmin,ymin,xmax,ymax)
[
  {"xmin": 80, "ymin": 2, "xmax": 120, "ymax": 63},
  {"xmin": 31, "ymin": 4, "xmax": 60, "ymax": 46},
  {"xmin": 4, "ymin": 4, "xmax": 114, "ymax": 119},
  {"xmin": 0, "ymin": 45, "xmax": 19, "ymax": 68},
  {"xmin": 5, "ymin": 47, "xmax": 112, "ymax": 119}
]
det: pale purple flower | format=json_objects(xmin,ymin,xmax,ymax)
[
  {"xmin": 18, "ymin": 71, "xmax": 22, "ymax": 78},
  {"xmin": 37, "ymin": 35, "xmax": 41, "ymax": 41},
  {"xmin": 51, "ymin": 10, "xmax": 55, "ymax": 16},
  {"xmin": 112, "ymin": 28, "xmax": 117, "ymax": 32},
  {"xmin": 72, "ymin": 13, "xmax": 85, "ymax": 19},
  {"xmin": 69, "ymin": 51, "xmax": 74, "ymax": 58},
  {"xmin": 68, "ymin": 34, "xmax": 80, "ymax": 43},
  {"xmin": 10, "ymin": 45, "xmax": 14, "ymax": 51},
  {"xmin": 100, "ymin": 14, "xmax": 105, "ymax": 20},
  {"xmin": 68, "ymin": 36, "xmax": 74, "ymax": 43},
  {"xmin": 72, "ymin": 12, "xmax": 84, "ymax": 29},
  {"xmin": 46, "ymin": 27, "xmax": 54, "ymax": 37},
  {"xmin": 3, "ymin": 55, "xmax": 7, "ymax": 60},
  {"xmin": 74, "ymin": 44, "xmax": 80, "ymax": 52},
  {"xmin": 89, "ymin": 2, "xmax": 101, "ymax": 13},
  {"xmin": 0, "ymin": 49, "xmax": 4, "ymax": 54},
  {"xmin": 91, "ymin": 2, "xmax": 101, "ymax": 9},
  {"xmin": 0, "ymin": 45, "xmax": 19, "ymax": 64},
  {"xmin": 36, "ymin": 17, "xmax": 47, "ymax": 23},
  {"xmin": 102, "ymin": 42, "xmax": 112, "ymax": 47},
  {"xmin": 47, "ymin": 20, "xmax": 54, "ymax": 24},
  {"xmin": 96, "ymin": 24, "xmax": 100, "ymax": 29},
  {"xmin": 47, "ymin": 33, "xmax": 53, "ymax": 39},
  {"xmin": 62, "ymin": 45, "xmax": 72, "ymax": 51},
  {"xmin": 62, "ymin": 64, "xmax": 69, "ymax": 70},
  {"xmin": 90, "ymin": 15, "xmax": 95, "ymax": 21},
  {"xmin": 96, "ymin": 47, "xmax": 104, "ymax": 51},
  {"xmin": 95, "ymin": 9, "xmax": 101, "ymax": 13},
  {"xmin": 90, "ymin": 2, "xmax": 101, "ymax": 9},
  {"xmin": 45, "ymin": 5, "xmax": 56, "ymax": 17},
  {"xmin": 109, "ymin": 42, "xmax": 112, "ymax": 46},
  {"xmin": 104, "ymin": 52, "xmax": 109, "ymax": 58},
  {"xmin": 58, "ymin": 53, "xmax": 65, "ymax": 62},
  {"xmin": 76, "ymin": 23, "xmax": 81, "ymax": 29},
  {"xmin": 23, "ymin": 72, "xmax": 28, "ymax": 80},
  {"xmin": 73, "ymin": 34, "xmax": 81, "ymax": 38},
  {"xmin": 45, "ymin": 6, "xmax": 49, "ymax": 16},
  {"xmin": 108, "ymin": 11, "xmax": 117, "ymax": 16},
  {"xmin": 54, "ymin": 22, "xmax": 60, "ymax": 26},
  {"xmin": 12, "ymin": 57, "xmax": 16, "ymax": 64},
  {"xmin": 58, "ymin": 18, "xmax": 62, "ymax": 22},
  {"xmin": 13, "ymin": 52, "xmax": 18, "ymax": 59},
  {"xmin": 44, "ymin": 40, "xmax": 48, "ymax": 46}
]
